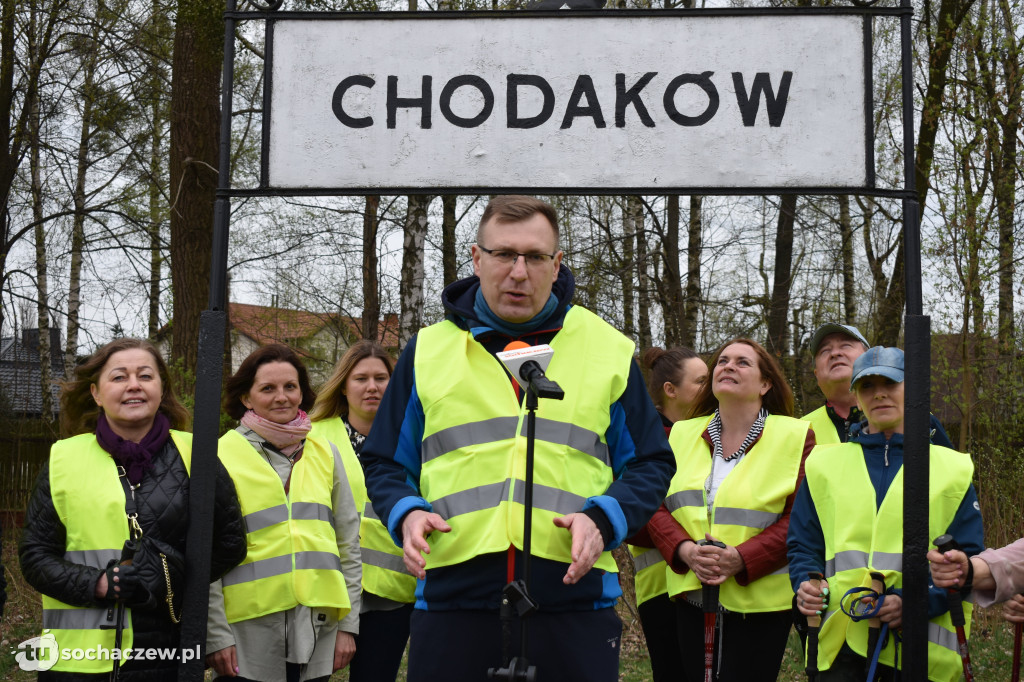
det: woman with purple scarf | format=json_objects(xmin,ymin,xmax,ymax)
[
  {"xmin": 19, "ymin": 338, "xmax": 247, "ymax": 681},
  {"xmin": 205, "ymin": 344, "xmax": 362, "ymax": 682}
]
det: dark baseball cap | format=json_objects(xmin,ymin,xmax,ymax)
[
  {"xmin": 809, "ymin": 323, "xmax": 870, "ymax": 356},
  {"xmin": 850, "ymin": 346, "xmax": 905, "ymax": 389}
]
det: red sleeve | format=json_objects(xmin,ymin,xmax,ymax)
[
  {"xmin": 733, "ymin": 426, "xmax": 815, "ymax": 585},
  {"xmin": 638, "ymin": 504, "xmax": 694, "ymax": 574}
]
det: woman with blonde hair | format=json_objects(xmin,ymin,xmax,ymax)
[
  {"xmin": 206, "ymin": 344, "xmax": 362, "ymax": 682},
  {"xmin": 310, "ymin": 340, "xmax": 414, "ymax": 682},
  {"xmin": 20, "ymin": 338, "xmax": 246, "ymax": 681},
  {"xmin": 643, "ymin": 338, "xmax": 814, "ymax": 682},
  {"xmin": 629, "ymin": 346, "xmax": 707, "ymax": 681}
]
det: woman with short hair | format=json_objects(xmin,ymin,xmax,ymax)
[
  {"xmin": 206, "ymin": 344, "xmax": 362, "ymax": 682},
  {"xmin": 790, "ymin": 346, "xmax": 984, "ymax": 681}
]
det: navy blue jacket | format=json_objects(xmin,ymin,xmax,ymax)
[
  {"xmin": 362, "ymin": 266, "xmax": 675, "ymax": 611},
  {"xmin": 786, "ymin": 428, "xmax": 983, "ymax": 618}
]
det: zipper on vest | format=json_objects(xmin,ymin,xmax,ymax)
[{"xmin": 883, "ymin": 440, "xmax": 890, "ymax": 467}]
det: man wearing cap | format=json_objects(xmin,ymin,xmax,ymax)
[
  {"xmin": 787, "ymin": 347, "xmax": 983, "ymax": 681},
  {"xmin": 803, "ymin": 323, "xmax": 952, "ymax": 447}
]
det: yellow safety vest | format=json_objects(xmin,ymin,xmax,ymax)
[
  {"xmin": 309, "ymin": 418, "xmax": 415, "ymax": 603},
  {"xmin": 43, "ymin": 431, "xmax": 192, "ymax": 674},
  {"xmin": 665, "ymin": 415, "xmax": 807, "ymax": 612},
  {"xmin": 802, "ymin": 405, "xmax": 841, "ymax": 445},
  {"xmin": 413, "ymin": 306, "xmax": 633, "ymax": 571},
  {"xmin": 807, "ymin": 442, "xmax": 973, "ymax": 682},
  {"xmin": 218, "ymin": 430, "xmax": 351, "ymax": 623},
  {"xmin": 630, "ymin": 545, "xmax": 668, "ymax": 606}
]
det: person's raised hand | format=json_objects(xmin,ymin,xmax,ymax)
[
  {"xmin": 401, "ymin": 510, "xmax": 451, "ymax": 579},
  {"xmin": 553, "ymin": 513, "xmax": 603, "ymax": 585}
]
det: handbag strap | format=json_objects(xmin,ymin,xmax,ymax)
[{"xmin": 116, "ymin": 466, "xmax": 144, "ymax": 541}]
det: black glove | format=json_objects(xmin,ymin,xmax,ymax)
[{"xmin": 104, "ymin": 560, "xmax": 151, "ymax": 607}]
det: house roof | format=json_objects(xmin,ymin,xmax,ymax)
[
  {"xmin": 228, "ymin": 302, "xmax": 400, "ymax": 352},
  {"xmin": 0, "ymin": 334, "xmax": 65, "ymax": 416}
]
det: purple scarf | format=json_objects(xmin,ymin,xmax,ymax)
[{"xmin": 95, "ymin": 412, "xmax": 171, "ymax": 485}]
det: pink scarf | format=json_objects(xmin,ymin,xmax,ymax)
[{"xmin": 240, "ymin": 409, "xmax": 311, "ymax": 458}]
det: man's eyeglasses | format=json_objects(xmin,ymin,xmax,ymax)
[{"xmin": 477, "ymin": 245, "xmax": 558, "ymax": 268}]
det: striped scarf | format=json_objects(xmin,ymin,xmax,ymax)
[{"xmin": 707, "ymin": 406, "xmax": 769, "ymax": 461}]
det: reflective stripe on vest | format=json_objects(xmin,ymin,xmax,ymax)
[
  {"xmin": 359, "ymin": 498, "xmax": 416, "ymax": 601},
  {"xmin": 801, "ymin": 406, "xmax": 841, "ymax": 446},
  {"xmin": 414, "ymin": 307, "xmax": 633, "ymax": 571},
  {"xmin": 308, "ymin": 419, "xmax": 414, "ymax": 603},
  {"xmin": 630, "ymin": 546, "xmax": 667, "ymax": 606},
  {"xmin": 42, "ymin": 431, "xmax": 191, "ymax": 673},
  {"xmin": 423, "ymin": 416, "xmax": 611, "ymax": 467},
  {"xmin": 807, "ymin": 442, "xmax": 974, "ymax": 682},
  {"xmin": 665, "ymin": 415, "xmax": 808, "ymax": 613},
  {"xmin": 218, "ymin": 430, "xmax": 350, "ymax": 623}
]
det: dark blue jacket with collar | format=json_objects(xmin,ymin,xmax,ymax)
[
  {"xmin": 786, "ymin": 428, "xmax": 984, "ymax": 618},
  {"xmin": 361, "ymin": 266, "xmax": 675, "ymax": 611}
]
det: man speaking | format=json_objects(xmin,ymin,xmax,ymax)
[{"xmin": 362, "ymin": 195, "xmax": 675, "ymax": 681}]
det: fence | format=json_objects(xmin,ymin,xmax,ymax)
[{"xmin": 0, "ymin": 420, "xmax": 57, "ymax": 519}]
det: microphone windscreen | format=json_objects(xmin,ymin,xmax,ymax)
[{"xmin": 503, "ymin": 340, "xmax": 530, "ymax": 352}]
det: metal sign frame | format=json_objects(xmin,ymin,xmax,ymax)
[
  {"xmin": 177, "ymin": 2, "xmax": 931, "ymax": 680},
  {"xmin": 255, "ymin": 8, "xmax": 880, "ymax": 196}
]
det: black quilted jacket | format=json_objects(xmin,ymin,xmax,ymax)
[{"xmin": 19, "ymin": 436, "xmax": 246, "ymax": 680}]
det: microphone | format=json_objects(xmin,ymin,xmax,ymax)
[{"xmin": 497, "ymin": 342, "xmax": 564, "ymax": 400}]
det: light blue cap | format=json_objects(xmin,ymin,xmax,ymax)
[{"xmin": 850, "ymin": 346, "xmax": 904, "ymax": 389}]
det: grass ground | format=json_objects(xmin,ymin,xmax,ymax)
[{"xmin": 4, "ymin": 529, "xmax": 1021, "ymax": 681}]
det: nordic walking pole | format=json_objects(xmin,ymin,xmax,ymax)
[
  {"xmin": 698, "ymin": 538, "xmax": 726, "ymax": 682},
  {"xmin": 805, "ymin": 571, "xmax": 824, "ymax": 682},
  {"xmin": 1010, "ymin": 596, "xmax": 1022, "ymax": 682},
  {"xmin": 934, "ymin": 534, "xmax": 974, "ymax": 682},
  {"xmin": 864, "ymin": 571, "xmax": 886, "ymax": 680}
]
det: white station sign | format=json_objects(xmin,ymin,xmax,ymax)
[{"xmin": 266, "ymin": 13, "xmax": 870, "ymax": 190}]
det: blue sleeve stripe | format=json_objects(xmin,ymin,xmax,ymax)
[
  {"xmin": 387, "ymin": 495, "xmax": 433, "ymax": 546},
  {"xmin": 584, "ymin": 495, "xmax": 627, "ymax": 549},
  {"xmin": 394, "ymin": 380, "xmax": 425, "ymax": 479},
  {"xmin": 594, "ymin": 569, "xmax": 623, "ymax": 609},
  {"xmin": 606, "ymin": 402, "xmax": 635, "ymax": 477}
]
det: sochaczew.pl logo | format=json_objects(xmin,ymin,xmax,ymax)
[
  {"xmin": 12, "ymin": 632, "xmax": 59, "ymax": 672},
  {"xmin": 11, "ymin": 631, "xmax": 202, "ymax": 670}
]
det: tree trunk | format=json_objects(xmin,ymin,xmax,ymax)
[
  {"xmin": 399, "ymin": 195, "xmax": 430, "ymax": 351},
  {"xmin": 680, "ymin": 196, "xmax": 702, "ymax": 349},
  {"xmin": 633, "ymin": 196, "xmax": 652, "ymax": 350},
  {"xmin": 441, "ymin": 194, "xmax": 458, "ymax": 287},
  {"xmin": 148, "ymin": 39, "xmax": 165, "ymax": 340},
  {"xmin": 877, "ymin": 0, "xmax": 977, "ymax": 346},
  {"xmin": 169, "ymin": 0, "xmax": 222, "ymax": 387},
  {"xmin": 993, "ymin": 0, "xmax": 1020, "ymax": 355},
  {"xmin": 66, "ymin": 15, "xmax": 99, "ymax": 371},
  {"xmin": 0, "ymin": 0, "xmax": 62, "ymax": 339},
  {"xmin": 620, "ymin": 197, "xmax": 636, "ymax": 342},
  {"xmin": 766, "ymin": 195, "xmax": 796, "ymax": 356},
  {"xmin": 361, "ymin": 195, "xmax": 380, "ymax": 342},
  {"xmin": 661, "ymin": 195, "xmax": 683, "ymax": 347},
  {"xmin": 837, "ymin": 195, "xmax": 856, "ymax": 325},
  {"xmin": 29, "ymin": 62, "xmax": 53, "ymax": 427},
  {"xmin": 859, "ymin": 197, "xmax": 889, "ymax": 340}
]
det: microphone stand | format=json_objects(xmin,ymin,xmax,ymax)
[{"xmin": 489, "ymin": 371, "xmax": 563, "ymax": 682}]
